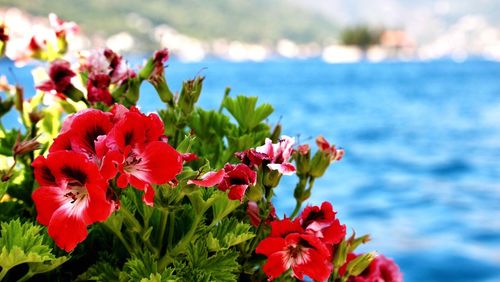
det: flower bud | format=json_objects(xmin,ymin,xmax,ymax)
[
  {"xmin": 309, "ymin": 150, "xmax": 331, "ymax": 177},
  {"xmin": 29, "ymin": 110, "xmax": 44, "ymax": 125},
  {"xmin": 263, "ymin": 169, "xmax": 281, "ymax": 188},
  {"xmin": 346, "ymin": 252, "xmax": 377, "ymax": 276},
  {"xmin": 13, "ymin": 133, "xmax": 40, "ymax": 157},
  {"xmin": 295, "ymin": 144, "xmax": 311, "ymax": 176},
  {"xmin": 178, "ymin": 76, "xmax": 204, "ymax": 116}
]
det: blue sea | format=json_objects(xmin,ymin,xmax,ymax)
[{"xmin": 2, "ymin": 59, "xmax": 500, "ymax": 281}]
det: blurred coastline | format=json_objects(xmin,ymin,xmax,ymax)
[{"xmin": 2, "ymin": 2, "xmax": 500, "ymax": 63}]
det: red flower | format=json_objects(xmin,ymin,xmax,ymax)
[
  {"xmin": 218, "ymin": 164, "xmax": 257, "ymax": 201},
  {"xmin": 106, "ymin": 107, "xmax": 182, "ymax": 205},
  {"xmin": 235, "ymin": 148, "xmax": 268, "ymax": 168},
  {"xmin": 87, "ymin": 73, "xmax": 113, "ymax": 105},
  {"xmin": 256, "ymin": 135, "xmax": 296, "ymax": 175},
  {"xmin": 188, "ymin": 163, "xmax": 257, "ymax": 201},
  {"xmin": 316, "ymin": 135, "xmax": 344, "ymax": 162},
  {"xmin": 32, "ymin": 151, "xmax": 113, "ymax": 252},
  {"xmin": 256, "ymin": 218, "xmax": 332, "ymax": 281},
  {"xmin": 298, "ymin": 202, "xmax": 346, "ymax": 245},
  {"xmin": 342, "ymin": 254, "xmax": 403, "ymax": 282},
  {"xmin": 36, "ymin": 60, "xmax": 76, "ymax": 94}
]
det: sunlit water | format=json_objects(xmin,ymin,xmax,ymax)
[{"xmin": 2, "ymin": 59, "xmax": 500, "ymax": 281}]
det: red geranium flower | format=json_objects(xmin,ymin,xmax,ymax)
[
  {"xmin": 298, "ymin": 201, "xmax": 346, "ymax": 245},
  {"xmin": 187, "ymin": 163, "xmax": 257, "ymax": 201},
  {"xmin": 105, "ymin": 107, "xmax": 182, "ymax": 205},
  {"xmin": 32, "ymin": 151, "xmax": 114, "ymax": 252},
  {"xmin": 256, "ymin": 218, "xmax": 332, "ymax": 281},
  {"xmin": 36, "ymin": 59, "xmax": 76, "ymax": 94}
]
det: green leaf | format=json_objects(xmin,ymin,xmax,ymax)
[
  {"xmin": 123, "ymin": 251, "xmax": 159, "ymax": 281},
  {"xmin": 178, "ymin": 241, "xmax": 240, "ymax": 282},
  {"xmin": 207, "ymin": 218, "xmax": 255, "ymax": 252},
  {"xmin": 76, "ymin": 260, "xmax": 121, "ymax": 281},
  {"xmin": 222, "ymin": 95, "xmax": 273, "ymax": 132},
  {"xmin": 0, "ymin": 219, "xmax": 68, "ymax": 280},
  {"xmin": 211, "ymin": 195, "xmax": 240, "ymax": 226}
]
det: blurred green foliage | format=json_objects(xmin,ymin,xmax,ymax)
[{"xmin": 340, "ymin": 25, "xmax": 382, "ymax": 50}]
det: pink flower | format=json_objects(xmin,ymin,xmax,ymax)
[
  {"xmin": 49, "ymin": 13, "xmax": 78, "ymax": 38},
  {"xmin": 256, "ymin": 135, "xmax": 296, "ymax": 175},
  {"xmin": 32, "ymin": 151, "xmax": 113, "ymax": 252}
]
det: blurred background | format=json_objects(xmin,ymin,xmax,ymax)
[{"xmin": 1, "ymin": 1, "xmax": 500, "ymax": 281}]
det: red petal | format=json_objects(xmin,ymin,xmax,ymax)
[
  {"xmin": 316, "ymin": 135, "xmax": 331, "ymax": 151},
  {"xmin": 292, "ymin": 248, "xmax": 332, "ymax": 282},
  {"xmin": 142, "ymin": 184, "xmax": 155, "ymax": 206},
  {"xmin": 256, "ymin": 237, "xmax": 286, "ymax": 257},
  {"xmin": 70, "ymin": 109, "xmax": 113, "ymax": 156},
  {"xmin": 268, "ymin": 162, "xmax": 296, "ymax": 175},
  {"xmin": 48, "ymin": 208, "xmax": 88, "ymax": 252},
  {"xmin": 140, "ymin": 141, "xmax": 182, "ymax": 184},
  {"xmin": 86, "ymin": 183, "xmax": 113, "ymax": 222},
  {"xmin": 226, "ymin": 184, "xmax": 248, "ymax": 201},
  {"xmin": 32, "ymin": 156, "xmax": 56, "ymax": 186},
  {"xmin": 270, "ymin": 218, "xmax": 303, "ymax": 238},
  {"xmin": 187, "ymin": 169, "xmax": 225, "ymax": 187},
  {"xmin": 32, "ymin": 186, "xmax": 63, "ymax": 226},
  {"xmin": 262, "ymin": 251, "xmax": 288, "ymax": 281}
]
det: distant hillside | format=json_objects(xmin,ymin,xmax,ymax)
[{"xmin": 0, "ymin": 0, "xmax": 338, "ymax": 50}]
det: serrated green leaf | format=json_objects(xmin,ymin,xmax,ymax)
[
  {"xmin": 0, "ymin": 219, "xmax": 68, "ymax": 280},
  {"xmin": 76, "ymin": 260, "xmax": 121, "ymax": 281},
  {"xmin": 207, "ymin": 218, "xmax": 254, "ymax": 252},
  {"xmin": 223, "ymin": 95, "xmax": 273, "ymax": 132}
]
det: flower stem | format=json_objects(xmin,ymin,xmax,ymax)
[
  {"xmin": 289, "ymin": 200, "xmax": 303, "ymax": 219},
  {"xmin": 102, "ymin": 222, "xmax": 134, "ymax": 255},
  {"xmin": 157, "ymin": 209, "xmax": 169, "ymax": 249}
]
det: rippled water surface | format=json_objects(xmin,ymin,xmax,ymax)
[{"xmin": 3, "ymin": 59, "xmax": 500, "ymax": 281}]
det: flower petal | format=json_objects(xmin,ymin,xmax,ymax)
[
  {"xmin": 32, "ymin": 186, "xmax": 63, "ymax": 226},
  {"xmin": 48, "ymin": 207, "xmax": 88, "ymax": 252},
  {"xmin": 256, "ymin": 237, "xmax": 286, "ymax": 257},
  {"xmin": 262, "ymin": 251, "xmax": 288, "ymax": 281},
  {"xmin": 187, "ymin": 169, "xmax": 225, "ymax": 187}
]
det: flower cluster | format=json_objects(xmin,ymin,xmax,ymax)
[
  {"xmin": 188, "ymin": 135, "xmax": 296, "ymax": 201},
  {"xmin": 256, "ymin": 202, "xmax": 346, "ymax": 281},
  {"xmin": 32, "ymin": 105, "xmax": 182, "ymax": 251}
]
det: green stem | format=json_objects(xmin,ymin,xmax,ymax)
[
  {"xmin": 120, "ymin": 205, "xmax": 142, "ymax": 232},
  {"xmin": 103, "ymin": 222, "xmax": 134, "ymax": 255},
  {"xmin": 157, "ymin": 209, "xmax": 169, "ymax": 249},
  {"xmin": 289, "ymin": 200, "xmax": 303, "ymax": 219},
  {"xmin": 0, "ymin": 267, "xmax": 9, "ymax": 281},
  {"xmin": 17, "ymin": 270, "xmax": 33, "ymax": 282},
  {"xmin": 158, "ymin": 213, "xmax": 202, "ymax": 269},
  {"xmin": 167, "ymin": 211, "xmax": 175, "ymax": 249}
]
